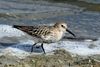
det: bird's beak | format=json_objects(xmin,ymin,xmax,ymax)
[{"xmin": 66, "ymin": 29, "xmax": 76, "ymax": 37}]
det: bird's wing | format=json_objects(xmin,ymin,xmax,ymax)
[{"xmin": 13, "ymin": 25, "xmax": 51, "ymax": 38}]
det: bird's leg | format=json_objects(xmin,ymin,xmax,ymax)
[
  {"xmin": 41, "ymin": 43, "xmax": 46, "ymax": 54},
  {"xmin": 31, "ymin": 43, "xmax": 37, "ymax": 52}
]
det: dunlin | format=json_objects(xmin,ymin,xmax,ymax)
[{"xmin": 13, "ymin": 22, "xmax": 75, "ymax": 54}]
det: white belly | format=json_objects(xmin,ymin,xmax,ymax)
[{"xmin": 41, "ymin": 31, "xmax": 64, "ymax": 43}]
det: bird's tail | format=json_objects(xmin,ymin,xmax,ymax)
[
  {"xmin": 13, "ymin": 25, "xmax": 22, "ymax": 29},
  {"xmin": 13, "ymin": 25, "xmax": 33, "ymax": 33}
]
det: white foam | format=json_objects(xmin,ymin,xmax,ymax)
[
  {"xmin": 62, "ymin": 41, "xmax": 100, "ymax": 56},
  {"xmin": 0, "ymin": 38, "xmax": 100, "ymax": 58},
  {"xmin": 1, "ymin": 47, "xmax": 30, "ymax": 59},
  {"xmin": 0, "ymin": 25, "xmax": 25, "ymax": 38},
  {"xmin": 44, "ymin": 40, "xmax": 100, "ymax": 56},
  {"xmin": 24, "ymin": 39, "xmax": 99, "ymax": 56}
]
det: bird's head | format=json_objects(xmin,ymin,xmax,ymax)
[{"xmin": 54, "ymin": 21, "xmax": 76, "ymax": 37}]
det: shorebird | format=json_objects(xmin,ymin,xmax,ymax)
[{"xmin": 13, "ymin": 22, "xmax": 75, "ymax": 54}]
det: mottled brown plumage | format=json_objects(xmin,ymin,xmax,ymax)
[
  {"xmin": 13, "ymin": 25, "xmax": 51, "ymax": 38},
  {"xmin": 13, "ymin": 22, "xmax": 75, "ymax": 54}
]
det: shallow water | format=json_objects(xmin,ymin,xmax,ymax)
[
  {"xmin": 0, "ymin": 24, "xmax": 100, "ymax": 58},
  {"xmin": 0, "ymin": 0, "xmax": 100, "ymax": 57}
]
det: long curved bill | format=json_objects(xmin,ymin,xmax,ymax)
[{"xmin": 66, "ymin": 29, "xmax": 76, "ymax": 37}]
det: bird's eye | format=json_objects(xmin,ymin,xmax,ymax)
[{"xmin": 61, "ymin": 25, "xmax": 65, "ymax": 28}]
